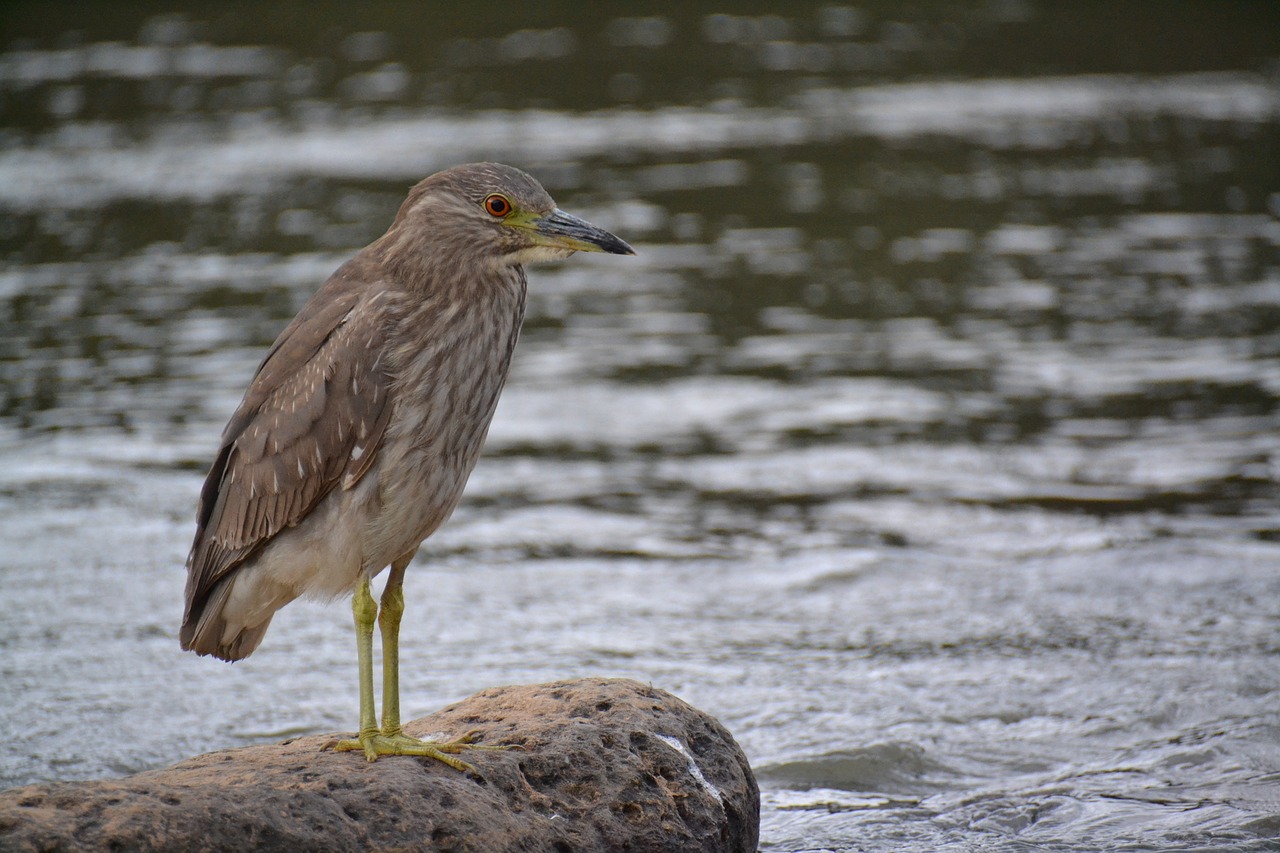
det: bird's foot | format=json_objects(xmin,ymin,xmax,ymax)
[{"xmin": 324, "ymin": 728, "xmax": 506, "ymax": 772}]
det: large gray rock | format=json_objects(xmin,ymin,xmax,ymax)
[{"xmin": 0, "ymin": 678, "xmax": 759, "ymax": 852}]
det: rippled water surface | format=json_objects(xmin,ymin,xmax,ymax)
[{"xmin": 3, "ymin": 3, "xmax": 1279, "ymax": 850}]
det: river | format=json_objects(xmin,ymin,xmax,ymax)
[{"xmin": 2, "ymin": 3, "xmax": 1278, "ymax": 850}]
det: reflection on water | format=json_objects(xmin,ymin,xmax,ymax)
[{"xmin": 2, "ymin": 3, "xmax": 1279, "ymax": 851}]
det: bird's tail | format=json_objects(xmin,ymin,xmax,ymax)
[{"xmin": 180, "ymin": 577, "xmax": 275, "ymax": 662}]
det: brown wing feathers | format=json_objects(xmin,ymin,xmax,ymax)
[{"xmin": 181, "ymin": 271, "xmax": 394, "ymax": 639}]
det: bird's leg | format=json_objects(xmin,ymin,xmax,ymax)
[
  {"xmin": 354, "ymin": 576, "xmax": 380, "ymax": 747},
  {"xmin": 377, "ymin": 561, "xmax": 407, "ymax": 738},
  {"xmin": 328, "ymin": 559, "xmax": 505, "ymax": 772},
  {"xmin": 325, "ymin": 576, "xmax": 381, "ymax": 761}
]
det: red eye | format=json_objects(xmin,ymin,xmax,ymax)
[{"xmin": 483, "ymin": 194, "xmax": 511, "ymax": 217}]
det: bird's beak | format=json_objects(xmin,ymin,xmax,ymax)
[{"xmin": 521, "ymin": 208, "xmax": 636, "ymax": 255}]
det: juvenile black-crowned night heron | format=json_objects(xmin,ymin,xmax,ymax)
[{"xmin": 181, "ymin": 163, "xmax": 633, "ymax": 770}]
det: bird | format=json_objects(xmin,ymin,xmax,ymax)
[{"xmin": 180, "ymin": 162, "xmax": 634, "ymax": 770}]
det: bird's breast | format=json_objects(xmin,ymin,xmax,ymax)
[{"xmin": 362, "ymin": 278, "xmax": 526, "ymax": 562}]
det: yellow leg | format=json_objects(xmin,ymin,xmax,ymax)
[
  {"xmin": 354, "ymin": 576, "xmax": 380, "ymax": 755},
  {"xmin": 322, "ymin": 577, "xmax": 381, "ymax": 760},
  {"xmin": 379, "ymin": 574, "xmax": 405, "ymax": 738},
  {"xmin": 325, "ymin": 560, "xmax": 505, "ymax": 772}
]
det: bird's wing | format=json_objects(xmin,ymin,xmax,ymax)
[{"xmin": 183, "ymin": 276, "xmax": 395, "ymax": 625}]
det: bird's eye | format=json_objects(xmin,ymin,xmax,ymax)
[{"xmin": 483, "ymin": 194, "xmax": 512, "ymax": 218}]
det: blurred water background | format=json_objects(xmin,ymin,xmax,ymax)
[{"xmin": 2, "ymin": 2, "xmax": 1279, "ymax": 850}]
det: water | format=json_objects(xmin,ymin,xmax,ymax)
[{"xmin": 2, "ymin": 3, "xmax": 1279, "ymax": 850}]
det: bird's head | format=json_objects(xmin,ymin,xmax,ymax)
[{"xmin": 389, "ymin": 163, "xmax": 634, "ymax": 270}]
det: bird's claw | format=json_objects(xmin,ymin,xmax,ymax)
[{"xmin": 324, "ymin": 728, "xmax": 508, "ymax": 772}]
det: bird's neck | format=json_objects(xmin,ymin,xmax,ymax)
[{"xmin": 385, "ymin": 262, "xmax": 527, "ymax": 448}]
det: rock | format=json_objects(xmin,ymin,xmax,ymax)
[{"xmin": 0, "ymin": 678, "xmax": 759, "ymax": 852}]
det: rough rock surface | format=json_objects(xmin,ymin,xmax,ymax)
[{"xmin": 0, "ymin": 678, "xmax": 758, "ymax": 852}]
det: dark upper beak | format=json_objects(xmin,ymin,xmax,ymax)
[{"xmin": 528, "ymin": 208, "xmax": 636, "ymax": 255}]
